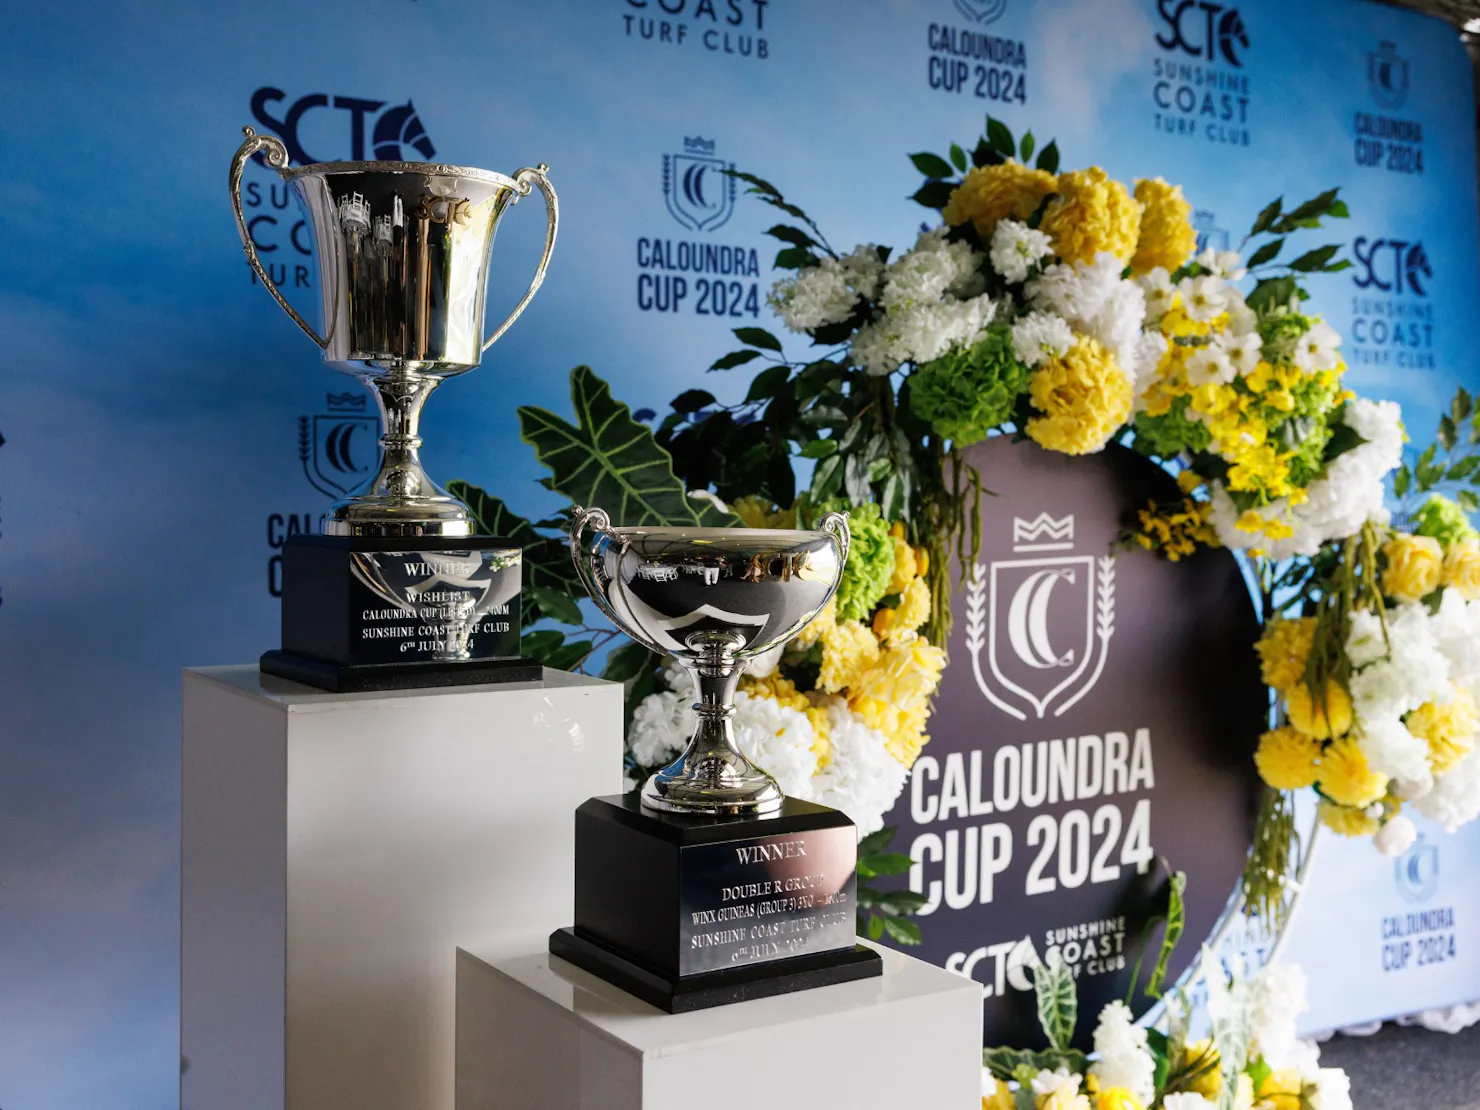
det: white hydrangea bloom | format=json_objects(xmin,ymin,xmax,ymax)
[
  {"xmin": 989, "ymin": 218, "xmax": 1053, "ymax": 284},
  {"xmin": 1084, "ymin": 279, "xmax": 1147, "ymax": 381},
  {"xmin": 850, "ymin": 295, "xmax": 997, "ymax": 376},
  {"xmin": 730, "ymin": 690, "xmax": 819, "ymax": 800},
  {"xmin": 1374, "ymin": 814, "xmax": 1419, "ymax": 858},
  {"xmin": 1197, "ymin": 246, "xmax": 1248, "ymax": 281},
  {"xmin": 1431, "ymin": 588, "xmax": 1480, "ymax": 687},
  {"xmin": 1356, "ymin": 714, "xmax": 1432, "ymax": 792},
  {"xmin": 1293, "ymin": 320, "xmax": 1342, "ymax": 372},
  {"xmin": 627, "ymin": 690, "xmax": 694, "ymax": 768},
  {"xmin": 1178, "ymin": 274, "xmax": 1228, "ymax": 322},
  {"xmin": 1162, "ymin": 1094, "xmax": 1216, "ymax": 1110},
  {"xmin": 1249, "ymin": 963, "xmax": 1308, "ymax": 1068},
  {"xmin": 1345, "ymin": 608, "xmax": 1388, "ymax": 669},
  {"xmin": 1011, "ymin": 311, "xmax": 1074, "ymax": 367},
  {"xmin": 1087, "ymin": 1000, "xmax": 1156, "ymax": 1106},
  {"xmin": 1136, "ymin": 266, "xmax": 1176, "ymax": 317},
  {"xmin": 1187, "ymin": 343, "xmax": 1236, "ymax": 387},
  {"xmin": 838, "ymin": 243, "xmax": 886, "ymax": 300},
  {"xmin": 1386, "ymin": 602, "xmax": 1453, "ymax": 707},
  {"xmin": 1415, "ymin": 748, "xmax": 1480, "ymax": 832},
  {"xmin": 768, "ymin": 243, "xmax": 885, "ymax": 333},
  {"xmin": 810, "ymin": 702, "xmax": 909, "ymax": 837},
  {"xmin": 879, "ymin": 227, "xmax": 980, "ymax": 312},
  {"xmin": 1309, "ymin": 1068, "xmax": 1354, "ymax": 1110}
]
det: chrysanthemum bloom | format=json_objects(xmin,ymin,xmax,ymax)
[
  {"xmin": 1025, "ymin": 337, "xmax": 1133, "ymax": 455},
  {"xmin": 1319, "ymin": 736, "xmax": 1389, "ymax": 808},
  {"xmin": 1443, "ymin": 539, "xmax": 1480, "ymax": 600},
  {"xmin": 1406, "ymin": 688, "xmax": 1479, "ymax": 774},
  {"xmin": 1039, "ymin": 167, "xmax": 1143, "ymax": 265},
  {"xmin": 1094, "ymin": 1089, "xmax": 1144, "ymax": 1110},
  {"xmin": 1255, "ymin": 1069, "xmax": 1308, "ymax": 1110},
  {"xmin": 847, "ymin": 636, "xmax": 946, "ymax": 767},
  {"xmin": 1255, "ymin": 617, "xmax": 1317, "ymax": 693},
  {"xmin": 729, "ymin": 495, "xmax": 796, "ymax": 530},
  {"xmin": 1254, "ymin": 725, "xmax": 1322, "ymax": 789},
  {"xmin": 887, "ymin": 526, "xmax": 918, "ymax": 594},
  {"xmin": 873, "ymin": 577, "xmax": 932, "ymax": 646},
  {"xmin": 1286, "ymin": 677, "xmax": 1353, "ymax": 739},
  {"xmin": 1382, "ymin": 532, "xmax": 1444, "ymax": 603},
  {"xmin": 1130, "ymin": 177, "xmax": 1196, "ymax": 274},
  {"xmin": 794, "ymin": 595, "xmax": 835, "ymax": 648},
  {"xmin": 942, "ymin": 160, "xmax": 1058, "ymax": 241},
  {"xmin": 817, "ymin": 618, "xmax": 880, "ymax": 693},
  {"xmin": 1318, "ymin": 800, "xmax": 1379, "ymax": 838}
]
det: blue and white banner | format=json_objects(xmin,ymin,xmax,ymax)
[{"xmin": 0, "ymin": 0, "xmax": 1475, "ymax": 1103}]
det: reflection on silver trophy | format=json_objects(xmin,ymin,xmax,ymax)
[
  {"xmin": 570, "ymin": 507, "xmax": 850, "ymax": 816},
  {"xmin": 229, "ymin": 127, "xmax": 558, "ymax": 537},
  {"xmin": 351, "ymin": 548, "xmax": 522, "ymax": 662}
]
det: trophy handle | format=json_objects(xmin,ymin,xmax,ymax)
[
  {"xmin": 482, "ymin": 164, "xmax": 559, "ymax": 353},
  {"xmin": 569, "ymin": 505, "xmax": 666, "ymax": 656},
  {"xmin": 230, "ymin": 126, "xmax": 328, "ymax": 350},
  {"xmin": 817, "ymin": 511, "xmax": 852, "ymax": 569}
]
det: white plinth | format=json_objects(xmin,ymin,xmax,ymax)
[
  {"xmin": 455, "ymin": 941, "xmax": 982, "ymax": 1110},
  {"xmin": 181, "ymin": 665, "xmax": 623, "ymax": 1110}
]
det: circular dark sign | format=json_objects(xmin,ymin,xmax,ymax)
[{"xmin": 883, "ymin": 437, "xmax": 1264, "ymax": 1047}]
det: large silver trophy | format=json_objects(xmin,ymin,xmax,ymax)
[
  {"xmin": 570, "ymin": 507, "xmax": 850, "ymax": 816},
  {"xmin": 229, "ymin": 126, "xmax": 557, "ymax": 537}
]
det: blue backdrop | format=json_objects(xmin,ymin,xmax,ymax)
[{"xmin": 1, "ymin": 0, "xmax": 1476, "ymax": 1105}]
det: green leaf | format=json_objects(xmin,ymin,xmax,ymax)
[
  {"xmin": 1393, "ymin": 466, "xmax": 1412, "ymax": 499},
  {"xmin": 857, "ymin": 827, "xmax": 895, "ymax": 856},
  {"xmin": 811, "ymin": 453, "xmax": 845, "ymax": 500},
  {"xmin": 878, "ymin": 889, "xmax": 929, "ymax": 914},
  {"xmin": 1289, "ymin": 244, "xmax": 1341, "ymax": 272},
  {"xmin": 1246, "ymin": 275, "xmax": 1298, "ymax": 315},
  {"xmin": 1019, "ymin": 130, "xmax": 1036, "ymax": 163},
  {"xmin": 1453, "ymin": 387, "xmax": 1473, "ymax": 424},
  {"xmin": 982, "ymin": 1047, "xmax": 1090, "ymax": 1083},
  {"xmin": 862, "ymin": 851, "xmax": 912, "ymax": 876},
  {"xmin": 733, "ymin": 326, "xmax": 783, "ymax": 352},
  {"xmin": 986, "ymin": 116, "xmax": 1016, "ymax": 158},
  {"xmin": 949, "ymin": 142, "xmax": 968, "ymax": 173},
  {"xmin": 518, "ymin": 366, "xmax": 738, "ymax": 528},
  {"xmin": 881, "ymin": 916, "xmax": 922, "ymax": 945},
  {"xmin": 1034, "ymin": 950, "xmax": 1078, "ymax": 1053},
  {"xmin": 866, "ymin": 914, "xmax": 885, "ymax": 941},
  {"xmin": 800, "ymin": 439, "xmax": 837, "ymax": 459},
  {"xmin": 1035, "ymin": 140, "xmax": 1059, "ymax": 175},
  {"xmin": 765, "ymin": 223, "xmax": 819, "ymax": 249},
  {"xmin": 526, "ymin": 583, "xmax": 583, "ymax": 627},
  {"xmin": 1146, "ymin": 869, "xmax": 1187, "ymax": 998},
  {"xmin": 672, "ymin": 388, "xmax": 716, "ymax": 413},
  {"xmin": 603, "ymin": 641, "xmax": 657, "ymax": 683},
  {"xmin": 1447, "ymin": 456, "xmax": 1480, "ymax": 481},
  {"xmin": 1283, "ymin": 187, "xmax": 1341, "ymax": 224},
  {"xmin": 1245, "ymin": 237, "xmax": 1285, "ymax": 267},
  {"xmin": 1328, "ymin": 199, "xmax": 1350, "ymax": 218},
  {"xmin": 448, "ymin": 482, "xmax": 581, "ymax": 604},
  {"xmin": 1459, "ymin": 489, "xmax": 1480, "ymax": 514},
  {"xmin": 520, "ymin": 629, "xmax": 566, "ymax": 658},
  {"xmin": 1250, "ymin": 196, "xmax": 1283, "ymax": 236},
  {"xmin": 773, "ymin": 246, "xmax": 814, "ymax": 270},
  {"xmin": 1324, "ymin": 259, "xmax": 1353, "ymax": 273},
  {"xmin": 881, "ymin": 470, "xmax": 906, "ymax": 521},
  {"xmin": 710, "ymin": 349, "xmax": 763, "ymax": 371},
  {"xmin": 745, "ymin": 364, "xmax": 792, "ymax": 403},
  {"xmin": 911, "ymin": 180, "xmax": 955, "ymax": 210},
  {"xmin": 544, "ymin": 638, "xmax": 594, "ymax": 672},
  {"xmin": 1440, "ymin": 415, "xmax": 1458, "ymax": 451},
  {"xmin": 909, "ymin": 151, "xmax": 955, "ymax": 179}
]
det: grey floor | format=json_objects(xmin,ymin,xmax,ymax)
[{"xmin": 1319, "ymin": 1022, "xmax": 1480, "ymax": 1109}]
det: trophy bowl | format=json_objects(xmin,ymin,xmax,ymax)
[
  {"xmin": 570, "ymin": 506, "xmax": 850, "ymax": 816},
  {"xmin": 229, "ymin": 127, "xmax": 558, "ymax": 537}
]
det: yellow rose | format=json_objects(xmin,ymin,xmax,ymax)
[
  {"xmin": 1285, "ymin": 678, "xmax": 1353, "ymax": 739},
  {"xmin": 1318, "ymin": 736, "xmax": 1389, "ymax": 808},
  {"xmin": 1026, "ymin": 337, "xmax": 1134, "ymax": 456},
  {"xmin": 944, "ymin": 160, "xmax": 1059, "ymax": 241},
  {"xmin": 1382, "ymin": 533, "xmax": 1444, "ymax": 603},
  {"xmin": 1130, "ymin": 177, "xmax": 1196, "ymax": 274},
  {"xmin": 1443, "ymin": 539, "xmax": 1480, "ymax": 600},
  {"xmin": 1039, "ymin": 166, "xmax": 1143, "ymax": 265},
  {"xmin": 1095, "ymin": 1087, "xmax": 1144, "ymax": 1110}
]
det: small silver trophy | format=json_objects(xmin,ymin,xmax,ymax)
[
  {"xmin": 229, "ymin": 126, "xmax": 557, "ymax": 537},
  {"xmin": 569, "ymin": 507, "xmax": 850, "ymax": 816}
]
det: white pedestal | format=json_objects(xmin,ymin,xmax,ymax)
[
  {"xmin": 455, "ymin": 941, "xmax": 982, "ymax": 1110},
  {"xmin": 181, "ymin": 665, "xmax": 623, "ymax": 1110}
]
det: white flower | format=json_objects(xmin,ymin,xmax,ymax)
[
  {"xmin": 1187, "ymin": 343, "xmax": 1236, "ymax": 387},
  {"xmin": 1010, "ymin": 311, "xmax": 1074, "ymax": 368},
  {"xmin": 810, "ymin": 702, "xmax": 909, "ymax": 837},
  {"xmin": 1250, "ymin": 963, "xmax": 1308, "ymax": 1068},
  {"xmin": 1431, "ymin": 588, "xmax": 1480, "ymax": 686},
  {"xmin": 1178, "ymin": 274, "xmax": 1228, "ymax": 322},
  {"xmin": 1225, "ymin": 293, "xmax": 1260, "ymax": 337},
  {"xmin": 1293, "ymin": 321, "xmax": 1342, "ymax": 373},
  {"xmin": 1029, "ymin": 1069, "xmax": 1081, "ymax": 1099},
  {"xmin": 1136, "ymin": 266, "xmax": 1177, "ymax": 317},
  {"xmin": 1162, "ymin": 1094, "xmax": 1216, "ymax": 1110},
  {"xmin": 989, "ymin": 218, "xmax": 1053, "ymax": 283},
  {"xmin": 1375, "ymin": 815, "xmax": 1419, "ymax": 858},
  {"xmin": 1028, "ymin": 252, "xmax": 1122, "ymax": 324},
  {"xmin": 1415, "ymin": 748, "xmax": 1480, "ymax": 832},
  {"xmin": 880, "ymin": 227, "xmax": 981, "ymax": 311},
  {"xmin": 1088, "ymin": 1000, "xmax": 1156, "ymax": 1106},
  {"xmin": 1085, "ymin": 279, "xmax": 1147, "ymax": 377},
  {"xmin": 1345, "ymin": 608, "xmax": 1388, "ymax": 669},
  {"xmin": 1309, "ymin": 1068, "xmax": 1353, "ymax": 1110},
  {"xmin": 1197, "ymin": 247, "xmax": 1247, "ymax": 281},
  {"xmin": 982, "ymin": 1072, "xmax": 1008, "ymax": 1100},
  {"xmin": 837, "ymin": 243, "xmax": 886, "ymax": 300},
  {"xmin": 1356, "ymin": 714, "xmax": 1432, "ymax": 791},
  {"xmin": 627, "ymin": 690, "xmax": 694, "ymax": 768},
  {"xmin": 1219, "ymin": 330, "xmax": 1263, "ymax": 376},
  {"xmin": 731, "ymin": 690, "xmax": 819, "ymax": 800},
  {"xmin": 746, "ymin": 643, "xmax": 784, "ymax": 679},
  {"xmin": 768, "ymin": 243, "xmax": 888, "ymax": 333}
]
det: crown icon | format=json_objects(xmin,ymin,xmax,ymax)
[
  {"xmin": 326, "ymin": 392, "xmax": 367, "ymax": 412},
  {"xmin": 682, "ymin": 135, "xmax": 717, "ymax": 154},
  {"xmin": 1012, "ymin": 514, "xmax": 1074, "ymax": 550}
]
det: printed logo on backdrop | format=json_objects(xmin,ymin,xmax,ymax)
[
  {"xmin": 886, "ymin": 437, "xmax": 1265, "ymax": 1047},
  {"xmin": 1396, "ymin": 835, "xmax": 1440, "ymax": 904},
  {"xmin": 1151, "ymin": 0, "xmax": 1251, "ymax": 148},
  {"xmin": 927, "ymin": 0, "xmax": 1027, "ymax": 104},
  {"xmin": 637, "ymin": 137, "xmax": 761, "ymax": 320},
  {"xmin": 1383, "ymin": 835, "xmax": 1457, "ymax": 974},
  {"xmin": 1355, "ymin": 42, "xmax": 1424, "ymax": 176},
  {"xmin": 621, "ymin": 0, "xmax": 770, "ymax": 61},
  {"xmin": 1192, "ymin": 210, "xmax": 1230, "ymax": 254},
  {"xmin": 1350, "ymin": 234, "xmax": 1435, "ymax": 372},
  {"xmin": 965, "ymin": 514, "xmax": 1114, "ymax": 721}
]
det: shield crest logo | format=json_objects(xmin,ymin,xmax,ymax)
[
  {"xmin": 663, "ymin": 147, "xmax": 735, "ymax": 232},
  {"xmin": 952, "ymin": 0, "xmax": 1007, "ymax": 24},
  {"xmin": 966, "ymin": 514, "xmax": 1115, "ymax": 720},
  {"xmin": 298, "ymin": 393, "xmax": 379, "ymax": 498},
  {"xmin": 1395, "ymin": 836, "xmax": 1440, "ymax": 904},
  {"xmin": 1368, "ymin": 41, "xmax": 1410, "ymax": 110}
]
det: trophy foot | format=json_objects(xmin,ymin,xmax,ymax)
[
  {"xmin": 640, "ymin": 769, "xmax": 785, "ymax": 817},
  {"xmin": 323, "ymin": 493, "xmax": 474, "ymax": 538}
]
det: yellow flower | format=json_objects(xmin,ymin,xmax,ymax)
[
  {"xmin": 1286, "ymin": 678, "xmax": 1353, "ymax": 739},
  {"xmin": 1095, "ymin": 1088, "xmax": 1143, "ymax": 1110},
  {"xmin": 740, "ymin": 672, "xmax": 811, "ymax": 713},
  {"xmin": 1026, "ymin": 337, "xmax": 1133, "ymax": 456},
  {"xmin": 817, "ymin": 618, "xmax": 880, "ymax": 693},
  {"xmin": 1407, "ymin": 689, "xmax": 1479, "ymax": 774},
  {"xmin": 1319, "ymin": 800, "xmax": 1380, "ymax": 837},
  {"xmin": 1443, "ymin": 539, "xmax": 1480, "ymax": 600},
  {"xmin": 983, "ymin": 1075, "xmax": 1016, "ymax": 1110},
  {"xmin": 795, "ymin": 596, "xmax": 836, "ymax": 649},
  {"xmin": 1039, "ymin": 1089, "xmax": 1091, "ymax": 1110},
  {"xmin": 1255, "ymin": 725, "xmax": 1323, "ymax": 789},
  {"xmin": 1130, "ymin": 177, "xmax": 1196, "ymax": 274},
  {"xmin": 1181, "ymin": 1038, "xmax": 1222, "ymax": 1098},
  {"xmin": 1255, "ymin": 1068, "xmax": 1306, "ymax": 1110},
  {"xmin": 1319, "ymin": 736, "xmax": 1389, "ymax": 808},
  {"xmin": 888, "ymin": 529, "xmax": 918, "ymax": 594},
  {"xmin": 848, "ymin": 637, "xmax": 945, "ymax": 768},
  {"xmin": 729, "ymin": 495, "xmax": 795, "ymax": 530},
  {"xmin": 1135, "ymin": 497, "xmax": 1216, "ymax": 561},
  {"xmin": 1234, "ymin": 1074, "xmax": 1255, "ymax": 1110},
  {"xmin": 1255, "ymin": 617, "xmax": 1317, "ymax": 694},
  {"xmin": 943, "ymin": 160, "xmax": 1059, "ymax": 240},
  {"xmin": 1382, "ymin": 533, "xmax": 1444, "ymax": 603},
  {"xmin": 1039, "ymin": 167, "xmax": 1143, "ymax": 265}
]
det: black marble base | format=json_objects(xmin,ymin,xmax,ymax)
[
  {"xmin": 549, "ymin": 927, "xmax": 882, "ymax": 1013},
  {"xmin": 259, "ymin": 649, "xmax": 543, "ymax": 693},
  {"xmin": 551, "ymin": 793, "xmax": 878, "ymax": 1011}
]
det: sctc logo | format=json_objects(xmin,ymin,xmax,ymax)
[
  {"xmin": 1192, "ymin": 209, "xmax": 1230, "ymax": 253},
  {"xmin": 300, "ymin": 392, "xmax": 379, "ymax": 499},
  {"xmin": 663, "ymin": 136, "xmax": 736, "ymax": 232},
  {"xmin": 1353, "ymin": 236, "xmax": 1432, "ymax": 297},
  {"xmin": 249, "ymin": 88, "xmax": 436, "ymax": 166},
  {"xmin": 1369, "ymin": 41, "xmax": 1410, "ymax": 110},
  {"xmin": 1155, "ymin": 0, "xmax": 1249, "ymax": 67},
  {"xmin": 1395, "ymin": 836, "xmax": 1439, "ymax": 904},
  {"xmin": 952, "ymin": 0, "xmax": 1008, "ymax": 24}
]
